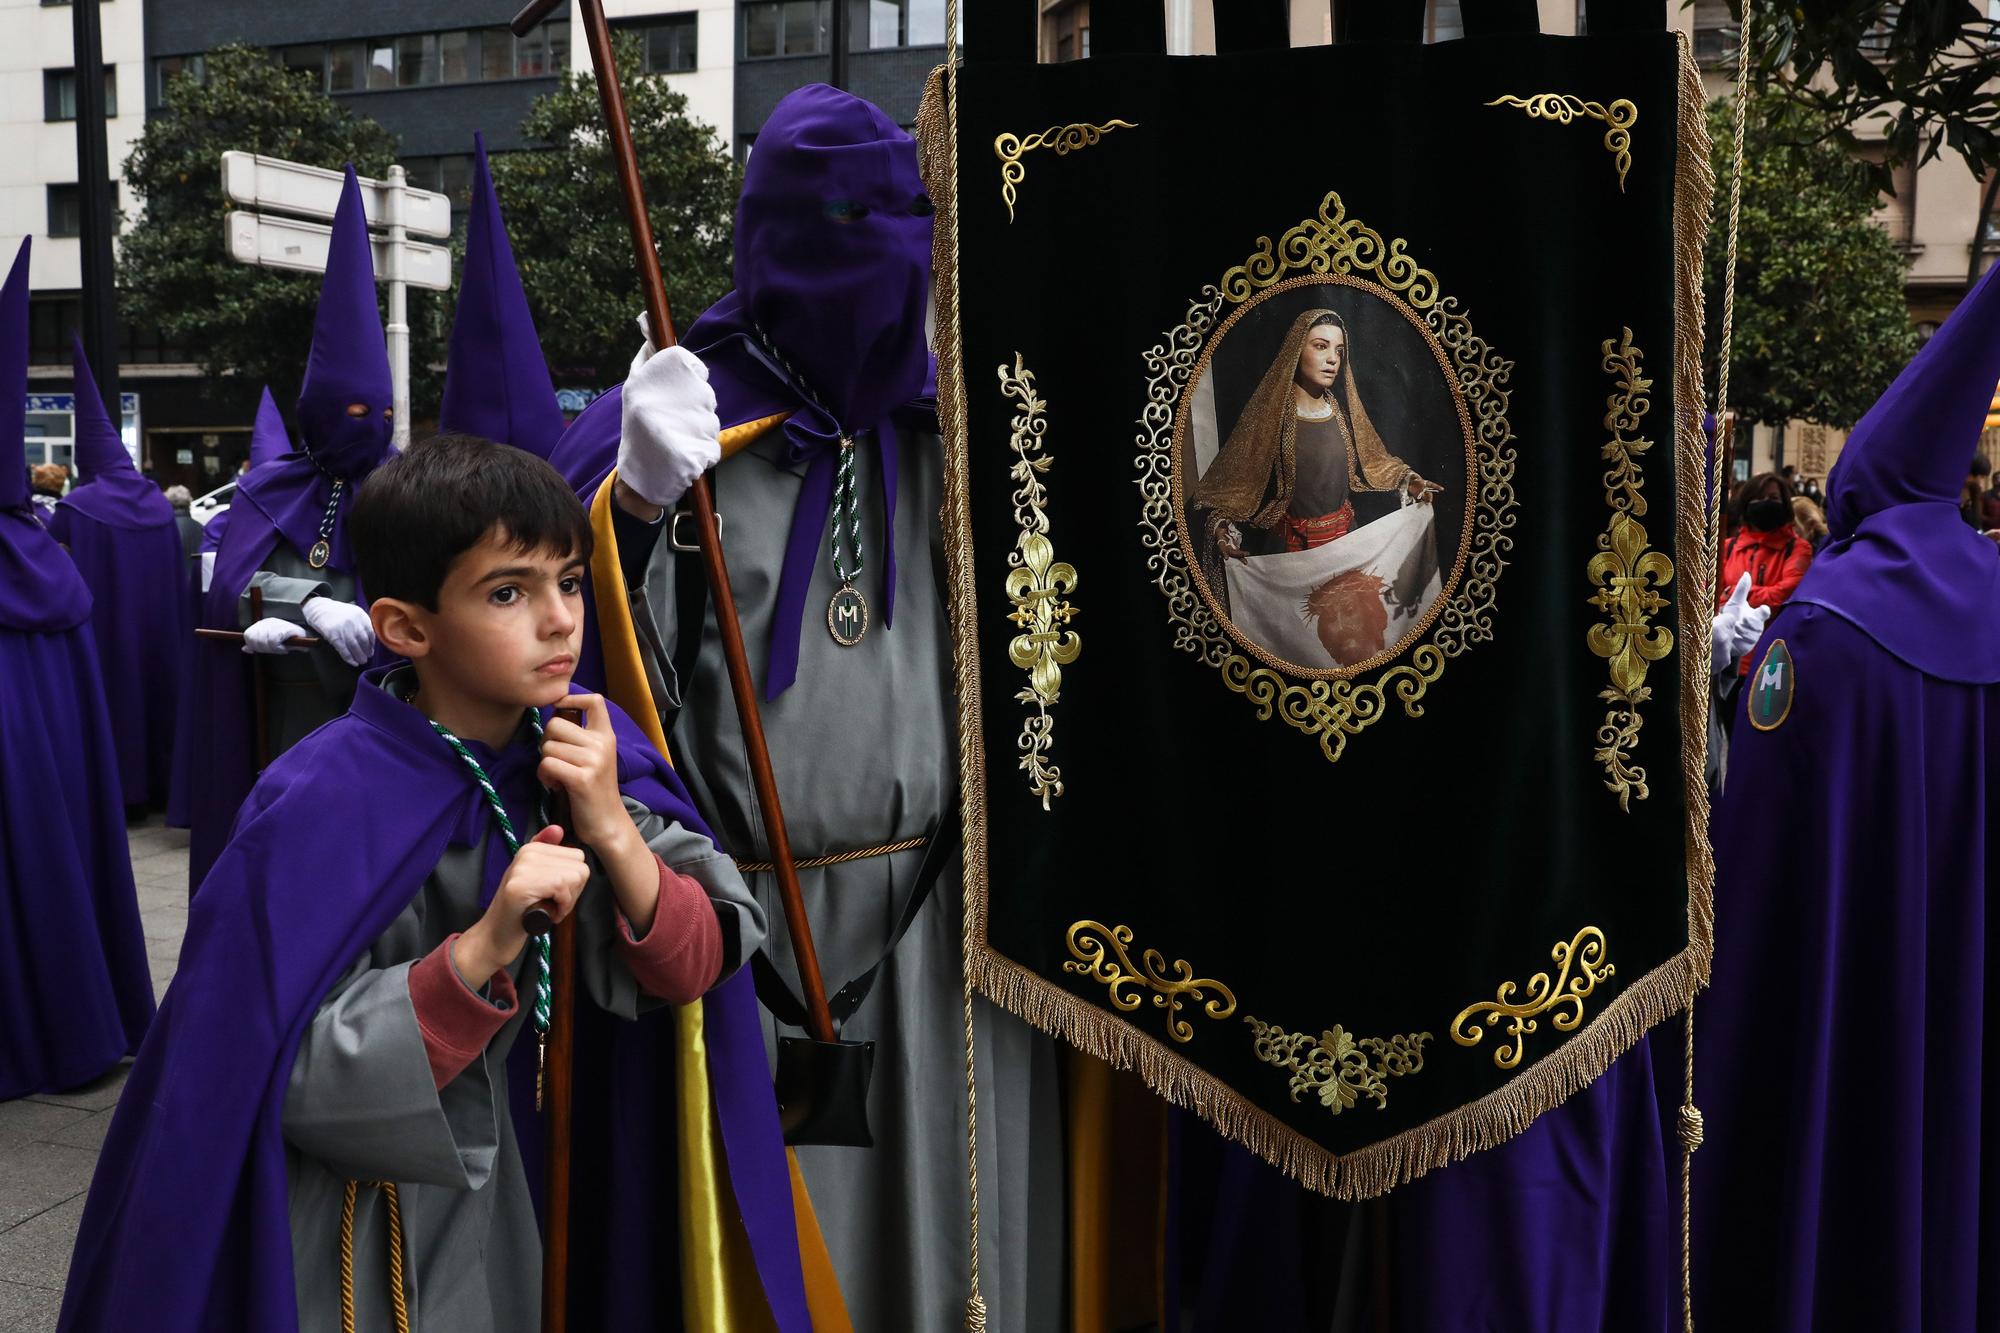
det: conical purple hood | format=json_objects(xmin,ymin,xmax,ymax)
[
  {"xmin": 70, "ymin": 334, "xmax": 132, "ymax": 481},
  {"xmin": 1826, "ymin": 259, "xmax": 2000, "ymax": 538},
  {"xmin": 62, "ymin": 336, "xmax": 172, "ymax": 529},
  {"xmin": 0, "ymin": 238, "xmax": 92, "ymax": 631},
  {"xmin": 440, "ymin": 134, "xmax": 565, "ymax": 459},
  {"xmin": 296, "ymin": 166, "xmax": 392, "ymax": 478},
  {"xmin": 1, "ymin": 239, "xmax": 27, "ymax": 512},
  {"xmin": 1789, "ymin": 262, "xmax": 2000, "ymax": 683},
  {"xmin": 249, "ymin": 386, "xmax": 293, "ymax": 468}
]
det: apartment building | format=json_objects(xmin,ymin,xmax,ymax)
[{"xmin": 2, "ymin": 0, "xmax": 147, "ymax": 474}]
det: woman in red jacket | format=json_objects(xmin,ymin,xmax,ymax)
[{"xmin": 1719, "ymin": 470, "xmax": 1814, "ymax": 675}]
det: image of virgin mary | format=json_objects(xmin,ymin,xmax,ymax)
[{"xmin": 1190, "ymin": 308, "xmax": 1445, "ymax": 668}]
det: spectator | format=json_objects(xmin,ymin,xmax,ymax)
[
  {"xmin": 1964, "ymin": 454, "xmax": 1992, "ymax": 527},
  {"xmin": 1793, "ymin": 494, "xmax": 1829, "ymax": 552},
  {"xmin": 28, "ymin": 462, "xmax": 65, "ymax": 527},
  {"xmin": 164, "ymin": 484, "xmax": 202, "ymax": 559},
  {"xmin": 1720, "ymin": 471, "xmax": 1813, "ymax": 672}
]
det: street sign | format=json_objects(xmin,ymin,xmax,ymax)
[
  {"xmin": 225, "ymin": 211, "xmax": 452, "ymax": 291},
  {"xmin": 221, "ymin": 151, "xmax": 452, "ymax": 239}
]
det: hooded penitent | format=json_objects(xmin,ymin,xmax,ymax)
[
  {"xmin": 1694, "ymin": 258, "xmax": 2000, "ymax": 1328},
  {"xmin": 439, "ymin": 133, "xmax": 566, "ymax": 460},
  {"xmin": 47, "ymin": 337, "xmax": 189, "ymax": 809},
  {"xmin": 184, "ymin": 165, "xmax": 393, "ymax": 887},
  {"xmin": 0, "ymin": 236, "xmax": 156, "ymax": 1101},
  {"xmin": 553, "ymin": 83, "xmax": 937, "ymax": 699},
  {"xmin": 197, "ymin": 387, "xmax": 294, "ymax": 558}
]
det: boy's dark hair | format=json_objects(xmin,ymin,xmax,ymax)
[{"xmin": 350, "ymin": 433, "xmax": 593, "ymax": 608}]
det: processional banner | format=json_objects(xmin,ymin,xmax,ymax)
[{"xmin": 924, "ymin": 6, "xmax": 1717, "ymax": 1197}]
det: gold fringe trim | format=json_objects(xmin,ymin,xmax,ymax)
[
  {"xmin": 927, "ymin": 49, "xmax": 1718, "ymax": 1200},
  {"xmin": 1672, "ymin": 33, "xmax": 1718, "ymax": 994}
]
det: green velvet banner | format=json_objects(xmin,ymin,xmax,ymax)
[{"xmin": 930, "ymin": 28, "xmax": 1716, "ymax": 1198}]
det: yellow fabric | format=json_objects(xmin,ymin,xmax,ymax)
[
  {"xmin": 720, "ymin": 411, "xmax": 792, "ymax": 460},
  {"xmin": 1067, "ymin": 1053, "xmax": 1169, "ymax": 1333},
  {"xmin": 588, "ymin": 471, "xmax": 850, "ymax": 1332}
]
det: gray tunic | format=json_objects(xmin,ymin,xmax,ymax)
[
  {"xmin": 629, "ymin": 429, "xmax": 1064, "ymax": 1333},
  {"xmin": 239, "ymin": 543, "xmax": 364, "ymax": 759},
  {"xmin": 282, "ymin": 689, "xmax": 764, "ymax": 1332},
  {"xmin": 1292, "ymin": 410, "xmax": 1352, "ymax": 517}
]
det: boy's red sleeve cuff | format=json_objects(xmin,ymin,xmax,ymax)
[
  {"xmin": 615, "ymin": 858, "xmax": 725, "ymax": 1006},
  {"xmin": 409, "ymin": 934, "xmax": 518, "ymax": 1090}
]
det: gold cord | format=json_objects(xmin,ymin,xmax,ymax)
[
  {"xmin": 1684, "ymin": 12, "xmax": 1755, "ymax": 1332},
  {"xmin": 732, "ymin": 835, "xmax": 929, "ymax": 874},
  {"xmin": 938, "ymin": 3, "xmax": 987, "ymax": 1328},
  {"xmin": 339, "ymin": 1179, "xmax": 413, "ymax": 1333}
]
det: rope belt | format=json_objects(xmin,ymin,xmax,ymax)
[
  {"xmin": 733, "ymin": 834, "xmax": 928, "ymax": 875},
  {"xmin": 339, "ymin": 1179, "xmax": 410, "ymax": 1333}
]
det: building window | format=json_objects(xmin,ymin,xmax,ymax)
[
  {"xmin": 47, "ymin": 184, "xmax": 114, "ymax": 239},
  {"xmin": 155, "ymin": 54, "xmax": 205, "ymax": 100},
  {"xmin": 514, "ymin": 23, "xmax": 571, "ymax": 77},
  {"xmin": 440, "ymin": 30, "xmax": 478, "ymax": 83},
  {"xmin": 1691, "ymin": 0, "xmax": 1736, "ymax": 67},
  {"xmin": 397, "ymin": 32, "xmax": 439, "ymax": 87},
  {"xmin": 865, "ymin": 0, "xmax": 947, "ymax": 47},
  {"xmin": 401, "ymin": 153, "xmax": 478, "ymax": 217},
  {"xmin": 628, "ymin": 14, "xmax": 699, "ymax": 72},
  {"xmin": 44, "ymin": 67, "xmax": 118, "ymax": 121},
  {"xmin": 1426, "ymin": 0, "xmax": 1463, "ymax": 42},
  {"xmin": 1042, "ymin": 0, "xmax": 1088, "ymax": 61},
  {"xmin": 743, "ymin": 1, "xmax": 828, "ymax": 58}
]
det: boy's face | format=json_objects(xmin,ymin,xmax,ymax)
[{"xmin": 409, "ymin": 528, "xmax": 585, "ymax": 711}]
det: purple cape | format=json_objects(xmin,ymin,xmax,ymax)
[
  {"xmin": 181, "ymin": 168, "xmax": 394, "ymax": 886},
  {"xmin": 47, "ymin": 340, "xmax": 188, "ymax": 808},
  {"xmin": 1693, "ymin": 213, "xmax": 2000, "ymax": 1328},
  {"xmin": 60, "ymin": 674, "xmax": 757, "ymax": 1330},
  {"xmin": 0, "ymin": 236, "xmax": 154, "ymax": 1101},
  {"xmin": 1166, "ymin": 1040, "xmax": 1671, "ymax": 1329},
  {"xmin": 439, "ymin": 134, "xmax": 566, "ymax": 461},
  {"xmin": 549, "ymin": 83, "xmax": 937, "ymax": 700}
]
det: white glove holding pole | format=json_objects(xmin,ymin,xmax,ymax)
[
  {"xmin": 1710, "ymin": 572, "xmax": 1770, "ymax": 673},
  {"xmin": 617, "ymin": 311, "xmax": 722, "ymax": 510},
  {"xmin": 302, "ymin": 595, "xmax": 376, "ymax": 668},
  {"xmin": 242, "ymin": 617, "xmax": 310, "ymax": 656}
]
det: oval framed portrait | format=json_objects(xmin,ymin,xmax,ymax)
[{"xmin": 1171, "ymin": 275, "xmax": 1478, "ymax": 678}]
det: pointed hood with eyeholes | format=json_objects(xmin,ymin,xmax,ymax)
[
  {"xmin": 61, "ymin": 334, "xmax": 174, "ymax": 530},
  {"xmin": 296, "ymin": 166, "xmax": 394, "ymax": 477},
  {"xmin": 0, "ymin": 238, "xmax": 91, "ymax": 630},
  {"xmin": 227, "ymin": 165, "xmax": 391, "ymax": 583},
  {"xmin": 440, "ymin": 134, "xmax": 565, "ymax": 459},
  {"xmin": 1788, "ymin": 258, "xmax": 2000, "ymax": 683}
]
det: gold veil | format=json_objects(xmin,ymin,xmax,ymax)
[{"xmin": 1192, "ymin": 307, "xmax": 1412, "ymax": 529}]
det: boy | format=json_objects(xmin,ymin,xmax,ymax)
[{"xmin": 60, "ymin": 435, "xmax": 764, "ymax": 1333}]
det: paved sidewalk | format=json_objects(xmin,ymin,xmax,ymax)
[{"xmin": 0, "ymin": 816, "xmax": 186, "ymax": 1331}]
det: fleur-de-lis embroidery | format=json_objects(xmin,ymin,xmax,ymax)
[
  {"xmin": 1587, "ymin": 512, "xmax": 1674, "ymax": 699},
  {"xmin": 999, "ymin": 355, "xmax": 1079, "ymax": 807}
]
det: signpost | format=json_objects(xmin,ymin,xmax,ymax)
[{"xmin": 220, "ymin": 152, "xmax": 452, "ymax": 448}]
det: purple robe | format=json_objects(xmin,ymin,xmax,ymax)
[
  {"xmin": 59, "ymin": 674, "xmax": 752, "ymax": 1330},
  {"xmin": 0, "ymin": 237, "xmax": 155, "ymax": 1099},
  {"xmin": 1693, "ymin": 241, "xmax": 2000, "ymax": 1330},
  {"xmin": 49, "ymin": 337, "xmax": 188, "ymax": 809},
  {"xmin": 182, "ymin": 170, "xmax": 394, "ymax": 888}
]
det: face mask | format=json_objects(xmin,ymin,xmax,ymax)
[{"xmin": 1746, "ymin": 497, "xmax": 1789, "ymax": 531}]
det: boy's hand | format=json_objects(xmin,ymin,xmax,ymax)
[
  {"xmin": 454, "ymin": 826, "xmax": 589, "ymax": 990},
  {"xmin": 537, "ymin": 694, "xmax": 633, "ymax": 854}
]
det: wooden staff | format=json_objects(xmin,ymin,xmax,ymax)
[{"xmin": 507, "ymin": 0, "xmax": 836, "ymax": 1039}]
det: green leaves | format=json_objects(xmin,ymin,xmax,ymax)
[
  {"xmin": 120, "ymin": 46, "xmax": 403, "ymax": 400},
  {"xmin": 483, "ymin": 31, "xmax": 739, "ymax": 388},
  {"xmin": 1702, "ymin": 94, "xmax": 1920, "ymax": 430}
]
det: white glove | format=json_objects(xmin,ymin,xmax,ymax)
[
  {"xmin": 618, "ymin": 311, "xmax": 721, "ymax": 509},
  {"xmin": 1710, "ymin": 572, "xmax": 1770, "ymax": 673},
  {"xmin": 242, "ymin": 616, "xmax": 309, "ymax": 656},
  {"xmin": 302, "ymin": 595, "xmax": 376, "ymax": 669}
]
